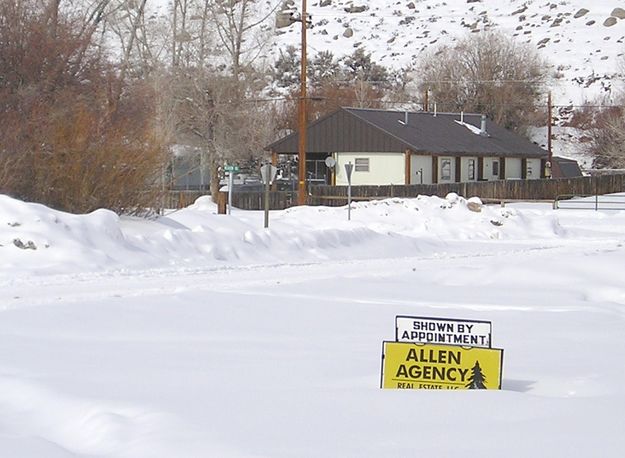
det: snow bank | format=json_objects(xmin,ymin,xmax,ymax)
[{"xmin": 0, "ymin": 193, "xmax": 564, "ymax": 276}]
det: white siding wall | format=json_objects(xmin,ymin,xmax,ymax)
[
  {"xmin": 460, "ymin": 157, "xmax": 478, "ymax": 182},
  {"xmin": 505, "ymin": 158, "xmax": 522, "ymax": 179},
  {"xmin": 526, "ymin": 158, "xmax": 541, "ymax": 180},
  {"xmin": 335, "ymin": 153, "xmax": 405, "ymax": 185},
  {"xmin": 482, "ymin": 157, "xmax": 501, "ymax": 181},
  {"xmin": 410, "ymin": 155, "xmax": 433, "ymax": 184},
  {"xmin": 438, "ymin": 157, "xmax": 456, "ymax": 183}
]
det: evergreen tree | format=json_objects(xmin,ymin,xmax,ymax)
[
  {"xmin": 309, "ymin": 50, "xmax": 340, "ymax": 87},
  {"xmin": 274, "ymin": 45, "xmax": 300, "ymax": 88},
  {"xmin": 342, "ymin": 48, "xmax": 390, "ymax": 87},
  {"xmin": 466, "ymin": 361, "xmax": 487, "ymax": 389}
]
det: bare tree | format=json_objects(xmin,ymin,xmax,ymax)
[
  {"xmin": 417, "ymin": 31, "xmax": 547, "ymax": 132},
  {"xmin": 167, "ymin": 68, "xmax": 274, "ymax": 199},
  {"xmin": 209, "ymin": 0, "xmax": 277, "ymax": 79},
  {"xmin": 589, "ymin": 110, "xmax": 625, "ymax": 168},
  {"xmin": 575, "ymin": 98, "xmax": 625, "ymax": 169},
  {"xmin": 569, "ymin": 55, "xmax": 625, "ymax": 169},
  {"xmin": 156, "ymin": 0, "xmax": 278, "ymax": 200}
]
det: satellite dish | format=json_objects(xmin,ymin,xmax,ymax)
[{"xmin": 325, "ymin": 156, "xmax": 336, "ymax": 168}]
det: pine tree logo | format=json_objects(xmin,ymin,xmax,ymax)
[{"xmin": 466, "ymin": 360, "xmax": 487, "ymax": 389}]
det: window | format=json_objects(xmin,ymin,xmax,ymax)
[
  {"xmin": 441, "ymin": 158, "xmax": 452, "ymax": 181},
  {"xmin": 355, "ymin": 158, "xmax": 370, "ymax": 172},
  {"xmin": 468, "ymin": 159, "xmax": 476, "ymax": 181},
  {"xmin": 492, "ymin": 160, "xmax": 499, "ymax": 176},
  {"xmin": 306, "ymin": 159, "xmax": 329, "ymax": 185}
]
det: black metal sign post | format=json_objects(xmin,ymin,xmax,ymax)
[
  {"xmin": 261, "ymin": 163, "xmax": 278, "ymax": 228},
  {"xmin": 345, "ymin": 162, "xmax": 354, "ymax": 221}
]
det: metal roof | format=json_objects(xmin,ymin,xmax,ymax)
[{"xmin": 266, "ymin": 107, "xmax": 548, "ymax": 158}]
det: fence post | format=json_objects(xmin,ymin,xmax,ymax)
[
  {"xmin": 595, "ymin": 176, "xmax": 599, "ymax": 211},
  {"xmin": 217, "ymin": 191, "xmax": 227, "ymax": 214}
]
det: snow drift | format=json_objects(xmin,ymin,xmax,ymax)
[{"xmin": 0, "ymin": 193, "xmax": 564, "ymax": 276}]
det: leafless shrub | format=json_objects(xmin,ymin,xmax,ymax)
[
  {"xmin": 0, "ymin": 0, "xmax": 167, "ymax": 214},
  {"xmin": 585, "ymin": 105, "xmax": 625, "ymax": 168}
]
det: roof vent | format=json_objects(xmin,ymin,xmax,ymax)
[
  {"xmin": 398, "ymin": 111, "xmax": 408, "ymax": 126},
  {"xmin": 480, "ymin": 114, "xmax": 488, "ymax": 136}
]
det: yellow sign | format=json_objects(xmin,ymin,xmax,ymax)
[{"xmin": 381, "ymin": 342, "xmax": 503, "ymax": 390}]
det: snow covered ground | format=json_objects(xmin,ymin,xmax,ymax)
[{"xmin": 1, "ymin": 193, "xmax": 625, "ymax": 457}]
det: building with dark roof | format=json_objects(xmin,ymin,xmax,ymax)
[
  {"xmin": 552, "ymin": 156, "xmax": 583, "ymax": 178},
  {"xmin": 266, "ymin": 107, "xmax": 550, "ymax": 186}
]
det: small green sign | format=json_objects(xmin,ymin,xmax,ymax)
[{"xmin": 224, "ymin": 165, "xmax": 240, "ymax": 172}]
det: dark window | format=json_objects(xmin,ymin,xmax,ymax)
[
  {"xmin": 355, "ymin": 158, "xmax": 370, "ymax": 172},
  {"xmin": 441, "ymin": 158, "xmax": 452, "ymax": 181},
  {"xmin": 492, "ymin": 160, "xmax": 499, "ymax": 176},
  {"xmin": 306, "ymin": 159, "xmax": 329, "ymax": 185}
]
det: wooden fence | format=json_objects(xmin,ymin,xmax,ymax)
[
  {"xmin": 164, "ymin": 190, "xmax": 298, "ymax": 211},
  {"xmin": 165, "ymin": 175, "xmax": 625, "ymax": 211},
  {"xmin": 230, "ymin": 191, "xmax": 298, "ymax": 211},
  {"xmin": 307, "ymin": 175, "xmax": 625, "ymax": 207},
  {"xmin": 163, "ymin": 190, "xmax": 206, "ymax": 209}
]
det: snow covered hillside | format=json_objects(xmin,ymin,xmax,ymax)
[{"xmin": 276, "ymin": 0, "xmax": 625, "ymax": 105}]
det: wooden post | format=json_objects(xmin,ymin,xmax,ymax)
[
  {"xmin": 217, "ymin": 191, "xmax": 227, "ymax": 214},
  {"xmin": 271, "ymin": 150, "xmax": 278, "ymax": 191},
  {"xmin": 405, "ymin": 150, "xmax": 411, "ymax": 185},
  {"xmin": 297, "ymin": 0, "xmax": 308, "ymax": 206}
]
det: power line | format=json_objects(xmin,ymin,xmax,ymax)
[{"xmin": 229, "ymin": 96, "xmax": 625, "ymax": 109}]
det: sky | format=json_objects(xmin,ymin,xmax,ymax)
[{"xmin": 1, "ymin": 193, "xmax": 625, "ymax": 456}]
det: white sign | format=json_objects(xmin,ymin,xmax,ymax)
[
  {"xmin": 344, "ymin": 162, "xmax": 354, "ymax": 183},
  {"xmin": 395, "ymin": 315, "xmax": 492, "ymax": 348},
  {"xmin": 260, "ymin": 164, "xmax": 278, "ymax": 185}
]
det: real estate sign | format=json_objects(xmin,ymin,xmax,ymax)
[
  {"xmin": 395, "ymin": 315, "xmax": 492, "ymax": 348},
  {"xmin": 381, "ymin": 342, "xmax": 503, "ymax": 390}
]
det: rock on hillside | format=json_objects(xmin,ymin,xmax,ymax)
[{"xmin": 272, "ymin": 0, "xmax": 625, "ymax": 106}]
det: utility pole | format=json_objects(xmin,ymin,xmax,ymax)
[{"xmin": 297, "ymin": 0, "xmax": 308, "ymax": 206}]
